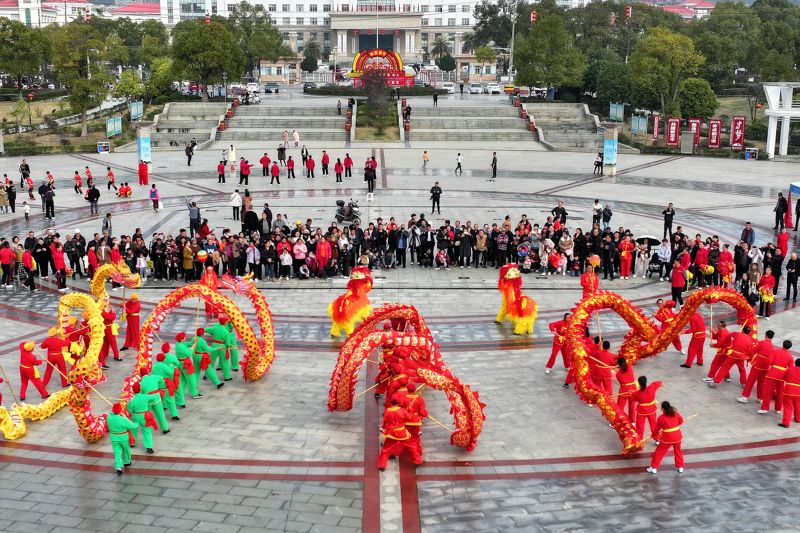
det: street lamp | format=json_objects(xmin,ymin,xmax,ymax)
[
  {"xmin": 26, "ymin": 92, "xmax": 33, "ymax": 126},
  {"xmin": 222, "ymin": 71, "xmax": 227, "ymax": 103},
  {"xmin": 507, "ymin": 0, "xmax": 519, "ymax": 84},
  {"xmin": 331, "ymin": 46, "xmax": 338, "ymax": 85}
]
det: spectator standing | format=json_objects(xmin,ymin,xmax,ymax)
[
  {"xmin": 601, "ymin": 204, "xmax": 613, "ymax": 231},
  {"xmin": 287, "ymin": 156, "xmax": 296, "ymax": 178},
  {"xmin": 259, "ymin": 153, "xmax": 271, "ymax": 176},
  {"xmin": 217, "ymin": 160, "xmax": 226, "ymax": 184},
  {"xmin": 432, "ymin": 91, "xmax": 438, "ymax": 107},
  {"xmin": 292, "ymin": 129, "xmax": 300, "ymax": 147},
  {"xmin": 662, "ymin": 202, "xmax": 675, "ymax": 239},
  {"xmin": 239, "ymin": 158, "xmax": 252, "ymax": 186},
  {"xmin": 321, "ymin": 150, "xmax": 330, "ymax": 176},
  {"xmin": 490, "ymin": 152, "xmax": 497, "ymax": 181},
  {"xmin": 185, "ymin": 143, "xmax": 194, "ymax": 166},
  {"xmin": 430, "ymin": 182, "xmax": 442, "ymax": 215},
  {"xmin": 455, "ymin": 153, "xmax": 463, "ymax": 175},
  {"xmin": 592, "ymin": 199, "xmax": 602, "ymax": 226},
  {"xmin": 422, "ymin": 150, "xmax": 429, "ymax": 168},
  {"xmin": 102, "ymin": 213, "xmax": 113, "ymax": 238},
  {"xmin": 774, "ymin": 192, "xmax": 788, "ymax": 230},
  {"xmin": 187, "ymin": 201, "xmax": 201, "ymax": 237},
  {"xmin": 88, "ymin": 185, "xmax": 100, "ymax": 215},
  {"xmin": 306, "ymin": 154, "xmax": 316, "ymax": 179},
  {"xmin": 741, "ymin": 222, "xmax": 755, "ymax": 246},
  {"xmin": 785, "ymin": 252, "xmax": 798, "ymax": 302},
  {"xmin": 270, "ymin": 162, "xmax": 280, "ymax": 184},
  {"xmin": 344, "ymin": 153, "xmax": 353, "ymax": 177},
  {"xmin": 334, "ymin": 158, "xmax": 343, "ymax": 183},
  {"xmin": 149, "ymin": 185, "xmax": 160, "ymax": 212}
]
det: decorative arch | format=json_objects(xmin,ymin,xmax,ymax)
[
  {"xmin": 328, "ymin": 303, "xmax": 486, "ymax": 451},
  {"xmin": 564, "ymin": 287, "xmax": 757, "ymax": 455}
]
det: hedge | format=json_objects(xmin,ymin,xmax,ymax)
[
  {"xmin": 0, "ymin": 89, "xmax": 68, "ymax": 101},
  {"xmin": 304, "ymin": 85, "xmax": 436, "ymax": 96}
]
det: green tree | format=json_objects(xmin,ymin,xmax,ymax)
[
  {"xmin": 596, "ymin": 61, "xmax": 631, "ymax": 105},
  {"xmin": 9, "ymin": 97, "xmax": 28, "ymax": 132},
  {"xmin": 430, "ymin": 36, "xmax": 452, "ymax": 59},
  {"xmin": 0, "ymin": 20, "xmax": 48, "ymax": 94},
  {"xmin": 114, "ymin": 70, "xmax": 144, "ymax": 101},
  {"xmin": 105, "ymin": 35, "xmax": 130, "ymax": 71},
  {"xmin": 171, "ymin": 19, "xmax": 244, "ymax": 101},
  {"xmin": 145, "ymin": 56, "xmax": 173, "ymax": 100},
  {"xmin": 361, "ymin": 69, "xmax": 387, "ymax": 119},
  {"xmin": 629, "ymin": 26, "xmax": 705, "ymax": 117},
  {"xmin": 461, "ymin": 32, "xmax": 479, "ymax": 54},
  {"xmin": 514, "ymin": 13, "xmax": 585, "ymax": 93},
  {"xmin": 303, "ymin": 39, "xmax": 322, "ymax": 61},
  {"xmin": 53, "ymin": 22, "xmax": 110, "ymax": 137},
  {"xmin": 677, "ymin": 77, "xmax": 718, "ymax": 120},
  {"xmin": 435, "ymin": 54, "xmax": 456, "ymax": 72},
  {"xmin": 300, "ymin": 55, "xmax": 318, "ymax": 73},
  {"xmin": 475, "ymin": 45, "xmax": 496, "ymax": 76},
  {"xmin": 629, "ymin": 78, "xmax": 660, "ymax": 112},
  {"xmin": 227, "ymin": 1, "xmax": 288, "ymax": 78}
]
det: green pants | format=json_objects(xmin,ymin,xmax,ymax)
[
  {"xmin": 230, "ymin": 346, "xmax": 239, "ymax": 371},
  {"xmin": 173, "ymin": 374, "xmax": 186, "ymax": 406},
  {"xmin": 147, "ymin": 394, "xmax": 169, "ymax": 432},
  {"xmin": 180, "ymin": 364, "xmax": 198, "ymax": 397},
  {"xmin": 162, "ymin": 392, "xmax": 179, "ymax": 418},
  {"xmin": 192, "ymin": 353, "xmax": 220, "ymax": 388},
  {"xmin": 111, "ymin": 438, "xmax": 132, "ymax": 469},
  {"xmin": 211, "ymin": 347, "xmax": 231, "ymax": 380},
  {"xmin": 130, "ymin": 413, "xmax": 154, "ymax": 449}
]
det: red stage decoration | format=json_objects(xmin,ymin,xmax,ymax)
[
  {"xmin": 495, "ymin": 264, "xmax": 538, "ymax": 335},
  {"xmin": 327, "ymin": 266, "xmax": 374, "ymax": 337},
  {"xmin": 327, "ymin": 303, "xmax": 486, "ymax": 451},
  {"xmin": 652, "ymin": 114, "xmax": 661, "ymax": 141},
  {"xmin": 563, "ymin": 287, "xmax": 756, "ymax": 455},
  {"xmin": 666, "ymin": 118, "xmax": 680, "ymax": 146},
  {"xmin": 731, "ymin": 116, "xmax": 746, "ymax": 151},
  {"xmin": 687, "ymin": 118, "xmax": 702, "ymax": 147},
  {"xmin": 350, "ymin": 48, "xmax": 415, "ymax": 88},
  {"xmin": 708, "ymin": 119, "xmax": 722, "ymax": 149}
]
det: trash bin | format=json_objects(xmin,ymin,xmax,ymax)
[{"xmin": 745, "ymin": 148, "xmax": 759, "ymax": 160}]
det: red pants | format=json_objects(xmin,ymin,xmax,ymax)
[
  {"xmin": 670, "ymin": 336, "xmax": 683, "ymax": 352},
  {"xmin": 620, "ymin": 258, "xmax": 632, "ymax": 277},
  {"xmin": 636, "ymin": 412, "xmax": 657, "ymax": 440},
  {"xmin": 377, "ymin": 438, "xmax": 421, "ymax": 469},
  {"xmin": 20, "ymin": 375, "xmax": 48, "ymax": 400},
  {"xmin": 761, "ymin": 379, "xmax": 785, "ymax": 412},
  {"xmin": 42, "ymin": 356, "xmax": 68, "ymax": 387},
  {"xmin": 616, "ymin": 394, "xmax": 636, "ymax": 421},
  {"xmin": 545, "ymin": 343, "xmax": 569, "ymax": 369},
  {"xmin": 713, "ymin": 357, "xmax": 747, "ymax": 384},
  {"xmin": 650, "ymin": 441, "xmax": 684, "ymax": 469},
  {"xmin": 781, "ymin": 396, "xmax": 800, "ymax": 426},
  {"xmin": 684, "ymin": 337, "xmax": 705, "ymax": 366},
  {"xmin": 707, "ymin": 352, "xmax": 728, "ymax": 379},
  {"xmin": 741, "ymin": 367, "xmax": 767, "ymax": 399},
  {"xmin": 99, "ymin": 329, "xmax": 119, "ymax": 364},
  {"xmin": 592, "ymin": 375, "xmax": 612, "ymax": 395}
]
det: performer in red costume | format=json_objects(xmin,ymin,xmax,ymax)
[
  {"xmin": 19, "ymin": 341, "xmax": 49, "ymax": 401},
  {"xmin": 718, "ymin": 244, "xmax": 734, "ymax": 286},
  {"xmin": 693, "ymin": 242, "xmax": 709, "ymax": 287},
  {"xmin": 138, "ymin": 160, "xmax": 149, "ymax": 185},
  {"xmin": 200, "ymin": 267, "xmax": 219, "ymax": 317},
  {"xmin": 757, "ymin": 267, "xmax": 776, "ymax": 319},
  {"xmin": 121, "ymin": 293, "xmax": 141, "ymax": 352},
  {"xmin": 377, "ymin": 399, "xmax": 421, "ymax": 470},
  {"xmin": 779, "ymin": 358, "xmax": 800, "ymax": 428},
  {"xmin": 739, "ymin": 330, "xmax": 775, "ymax": 403},
  {"xmin": 680, "ymin": 312, "xmax": 706, "ymax": 368},
  {"xmin": 580, "ymin": 256, "xmax": 600, "ymax": 298},
  {"xmin": 40, "ymin": 327, "xmax": 70, "ymax": 388},
  {"xmin": 99, "ymin": 304, "xmax": 120, "ymax": 367},
  {"xmin": 615, "ymin": 357, "xmax": 638, "ymax": 420},
  {"xmin": 589, "ymin": 340, "xmax": 617, "ymax": 394},
  {"xmin": 403, "ymin": 383, "xmax": 428, "ymax": 451},
  {"xmin": 646, "ymin": 401, "xmax": 685, "ymax": 474},
  {"xmin": 545, "ymin": 313, "xmax": 571, "ymax": 374},
  {"xmin": 759, "ymin": 340, "xmax": 795, "ymax": 414},
  {"xmin": 631, "ymin": 376, "xmax": 661, "ymax": 441},
  {"xmin": 654, "ymin": 299, "xmax": 684, "ymax": 354},
  {"xmin": 710, "ymin": 326, "xmax": 754, "ymax": 386},
  {"xmin": 704, "ymin": 320, "xmax": 730, "ymax": 383},
  {"xmin": 618, "ymin": 236, "xmax": 635, "ymax": 279}
]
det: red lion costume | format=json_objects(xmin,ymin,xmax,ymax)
[
  {"xmin": 327, "ymin": 266, "xmax": 374, "ymax": 337},
  {"xmin": 495, "ymin": 264, "xmax": 538, "ymax": 335}
]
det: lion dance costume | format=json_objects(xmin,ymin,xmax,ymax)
[
  {"xmin": 495, "ymin": 264, "xmax": 538, "ymax": 335},
  {"xmin": 327, "ymin": 266, "xmax": 373, "ymax": 337}
]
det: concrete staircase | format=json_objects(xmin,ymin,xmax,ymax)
[
  {"xmin": 217, "ymin": 105, "xmax": 348, "ymax": 142},
  {"xmin": 523, "ymin": 103, "xmax": 603, "ymax": 151},
  {"xmin": 152, "ymin": 103, "xmax": 227, "ymax": 148},
  {"xmin": 407, "ymin": 106, "xmax": 536, "ymax": 142}
]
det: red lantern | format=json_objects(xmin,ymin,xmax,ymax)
[
  {"xmin": 625, "ymin": 5, "xmax": 632, "ymax": 18},
  {"xmin": 84, "ymin": 7, "xmax": 91, "ymax": 22},
  {"xmin": 395, "ymin": 29, "xmax": 400, "ymax": 35},
  {"xmin": 367, "ymin": 29, "xmax": 372, "ymax": 35},
  {"xmin": 755, "ymin": 103, "xmax": 763, "ymax": 109},
  {"xmin": 531, "ymin": 10, "xmax": 537, "ymax": 24},
  {"xmin": 26, "ymin": 92, "xmax": 33, "ymax": 101},
  {"xmin": 352, "ymin": 29, "xmax": 358, "ymax": 35},
  {"xmin": 204, "ymin": 11, "xmax": 211, "ymax": 24}
]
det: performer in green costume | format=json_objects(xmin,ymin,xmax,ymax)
[
  {"xmin": 151, "ymin": 353, "xmax": 180, "ymax": 419},
  {"xmin": 223, "ymin": 317, "xmax": 240, "ymax": 371},
  {"xmin": 138, "ymin": 369, "xmax": 171, "ymax": 433},
  {"xmin": 191, "ymin": 327, "xmax": 223, "ymax": 391},
  {"xmin": 128, "ymin": 382, "xmax": 157, "ymax": 453},
  {"xmin": 205, "ymin": 316, "xmax": 234, "ymax": 381},
  {"xmin": 157, "ymin": 342, "xmax": 185, "ymax": 408},
  {"xmin": 174, "ymin": 332, "xmax": 199, "ymax": 399},
  {"xmin": 107, "ymin": 403, "xmax": 139, "ymax": 475}
]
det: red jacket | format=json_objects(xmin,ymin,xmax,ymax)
[
  {"xmin": 259, "ymin": 155, "xmax": 270, "ymax": 167},
  {"xmin": 287, "ymin": 159, "xmax": 295, "ymax": 169},
  {"xmin": 724, "ymin": 331, "xmax": 755, "ymax": 360},
  {"xmin": 671, "ymin": 266, "xmax": 685, "ymax": 288},
  {"xmin": 381, "ymin": 406, "xmax": 410, "ymax": 441},
  {"xmin": 334, "ymin": 162, "xmax": 343, "ymax": 173},
  {"xmin": 306, "ymin": 158, "xmax": 315, "ymax": 170},
  {"xmin": 632, "ymin": 381, "xmax": 662, "ymax": 416},
  {"xmin": 752, "ymin": 339, "xmax": 775, "ymax": 370},
  {"xmin": 19, "ymin": 344, "xmax": 42, "ymax": 379},
  {"xmin": 321, "ymin": 153, "xmax": 330, "ymax": 165},
  {"xmin": 53, "ymin": 249, "xmax": 66, "ymax": 270},
  {"xmin": 22, "ymin": 250, "xmax": 34, "ymax": 269},
  {"xmin": 549, "ymin": 320, "xmax": 568, "ymax": 345},
  {"xmin": 766, "ymin": 348, "xmax": 794, "ymax": 381},
  {"xmin": 758, "ymin": 274, "xmax": 776, "ymax": 291},
  {"xmin": 343, "ymin": 156, "xmax": 353, "ymax": 168},
  {"xmin": 694, "ymin": 247, "xmax": 709, "ymax": 266},
  {"xmin": 217, "ymin": 163, "xmax": 225, "ymax": 174},
  {"xmin": 271, "ymin": 163, "xmax": 280, "ymax": 176},
  {"xmin": 40, "ymin": 336, "xmax": 69, "ymax": 358},
  {"xmin": 783, "ymin": 367, "xmax": 800, "ymax": 397},
  {"xmin": 654, "ymin": 411, "xmax": 684, "ymax": 444},
  {"xmin": 240, "ymin": 161, "xmax": 252, "ymax": 175},
  {"xmin": 0, "ymin": 247, "xmax": 15, "ymax": 265},
  {"xmin": 683, "ymin": 312, "xmax": 706, "ymax": 338}
]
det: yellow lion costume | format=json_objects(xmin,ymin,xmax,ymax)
[
  {"xmin": 496, "ymin": 263, "xmax": 538, "ymax": 335},
  {"xmin": 327, "ymin": 266, "xmax": 374, "ymax": 337}
]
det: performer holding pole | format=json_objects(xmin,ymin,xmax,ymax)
[
  {"xmin": 646, "ymin": 401, "xmax": 685, "ymax": 474},
  {"xmin": 107, "ymin": 403, "xmax": 139, "ymax": 476}
]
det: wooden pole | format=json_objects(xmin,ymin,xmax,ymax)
[
  {"xmin": 427, "ymin": 414, "xmax": 454, "ymax": 433},
  {"xmin": 36, "ymin": 351, "xmax": 114, "ymax": 407},
  {"xmin": 708, "ymin": 304, "xmax": 713, "ymax": 347},
  {"xmin": 354, "ymin": 376, "xmax": 389, "ymax": 399},
  {"xmin": 0, "ymin": 362, "xmax": 19, "ymax": 404}
]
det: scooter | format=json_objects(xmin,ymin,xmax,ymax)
[{"xmin": 335, "ymin": 199, "xmax": 361, "ymax": 225}]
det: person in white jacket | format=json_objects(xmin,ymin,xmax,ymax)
[
  {"xmin": 230, "ymin": 189, "xmax": 242, "ymax": 220},
  {"xmin": 228, "ymin": 145, "xmax": 237, "ymax": 171}
]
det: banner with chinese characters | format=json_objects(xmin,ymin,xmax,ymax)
[
  {"xmin": 652, "ymin": 114, "xmax": 661, "ymax": 141},
  {"xmin": 730, "ymin": 115, "xmax": 746, "ymax": 151},
  {"xmin": 707, "ymin": 119, "xmax": 722, "ymax": 149},
  {"xmin": 666, "ymin": 118, "xmax": 680, "ymax": 146},
  {"xmin": 687, "ymin": 118, "xmax": 702, "ymax": 147}
]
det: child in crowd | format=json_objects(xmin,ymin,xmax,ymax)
[{"xmin": 435, "ymin": 249, "xmax": 449, "ymax": 270}]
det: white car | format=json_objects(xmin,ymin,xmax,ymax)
[
  {"xmin": 441, "ymin": 82, "xmax": 456, "ymax": 94},
  {"xmin": 468, "ymin": 82, "xmax": 482, "ymax": 94},
  {"xmin": 246, "ymin": 82, "xmax": 260, "ymax": 93},
  {"xmin": 486, "ymin": 82, "xmax": 501, "ymax": 94}
]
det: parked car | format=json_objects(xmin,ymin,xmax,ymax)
[
  {"xmin": 303, "ymin": 82, "xmax": 314, "ymax": 91},
  {"xmin": 264, "ymin": 81, "xmax": 279, "ymax": 93},
  {"xmin": 441, "ymin": 82, "xmax": 456, "ymax": 94},
  {"xmin": 246, "ymin": 82, "xmax": 260, "ymax": 93},
  {"xmin": 503, "ymin": 83, "xmax": 517, "ymax": 94},
  {"xmin": 468, "ymin": 82, "xmax": 483, "ymax": 94},
  {"xmin": 486, "ymin": 82, "xmax": 501, "ymax": 94}
]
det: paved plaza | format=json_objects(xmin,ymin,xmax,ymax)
[{"xmin": 1, "ymin": 93, "xmax": 800, "ymax": 532}]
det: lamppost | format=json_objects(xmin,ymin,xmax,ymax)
[
  {"xmin": 331, "ymin": 46, "xmax": 338, "ymax": 85},
  {"xmin": 507, "ymin": 0, "xmax": 519, "ymax": 84},
  {"xmin": 222, "ymin": 71, "xmax": 227, "ymax": 103},
  {"xmin": 26, "ymin": 93, "xmax": 33, "ymax": 126}
]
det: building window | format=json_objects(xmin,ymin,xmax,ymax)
[
  {"xmin": 276, "ymin": 67, "xmax": 282, "ymax": 75},
  {"xmin": 323, "ymin": 4, "xmax": 330, "ymax": 11},
  {"xmin": 434, "ymin": 18, "xmax": 442, "ymax": 26},
  {"xmin": 309, "ymin": 4, "xmax": 317, "ymax": 11},
  {"xmin": 341, "ymin": 4, "xmax": 349, "ymax": 10},
  {"xmin": 296, "ymin": 17, "xmax": 303, "ymax": 24},
  {"xmin": 434, "ymin": 5, "xmax": 442, "ymax": 12},
  {"xmin": 310, "ymin": 17, "xmax": 317, "ymax": 24},
  {"xmin": 448, "ymin": 18, "xmax": 455, "ymax": 26},
  {"xmin": 462, "ymin": 4, "xmax": 469, "ymax": 12},
  {"xmin": 282, "ymin": 17, "xmax": 290, "ymax": 24},
  {"xmin": 296, "ymin": 4, "xmax": 303, "ymax": 11},
  {"xmin": 268, "ymin": 4, "xmax": 276, "ymax": 11},
  {"xmin": 461, "ymin": 18, "xmax": 469, "ymax": 25},
  {"xmin": 448, "ymin": 4, "xmax": 455, "ymax": 12},
  {"xmin": 421, "ymin": 18, "xmax": 428, "ymax": 26},
  {"xmin": 227, "ymin": 4, "xmax": 235, "ymax": 11},
  {"xmin": 421, "ymin": 4, "xmax": 428, "ymax": 11},
  {"xmin": 282, "ymin": 3, "xmax": 290, "ymax": 10}
]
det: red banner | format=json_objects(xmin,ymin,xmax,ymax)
[
  {"xmin": 666, "ymin": 118, "xmax": 680, "ymax": 146},
  {"xmin": 708, "ymin": 119, "xmax": 722, "ymax": 149},
  {"xmin": 731, "ymin": 115, "xmax": 746, "ymax": 151},
  {"xmin": 652, "ymin": 114, "xmax": 660, "ymax": 141},
  {"xmin": 687, "ymin": 118, "xmax": 702, "ymax": 147}
]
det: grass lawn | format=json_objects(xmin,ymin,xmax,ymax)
[
  {"xmin": 0, "ymin": 99, "xmax": 67, "ymax": 126},
  {"xmin": 716, "ymin": 96, "xmax": 764, "ymax": 122}
]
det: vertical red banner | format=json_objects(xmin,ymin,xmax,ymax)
[
  {"xmin": 730, "ymin": 115, "xmax": 746, "ymax": 151},
  {"xmin": 708, "ymin": 119, "xmax": 722, "ymax": 149},
  {"xmin": 666, "ymin": 118, "xmax": 680, "ymax": 146},
  {"xmin": 652, "ymin": 114, "xmax": 661, "ymax": 141},
  {"xmin": 687, "ymin": 118, "xmax": 702, "ymax": 147}
]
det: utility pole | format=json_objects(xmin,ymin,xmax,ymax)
[
  {"xmin": 508, "ymin": 0, "xmax": 518, "ymax": 83},
  {"xmin": 375, "ymin": 0, "xmax": 379, "ymax": 48}
]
